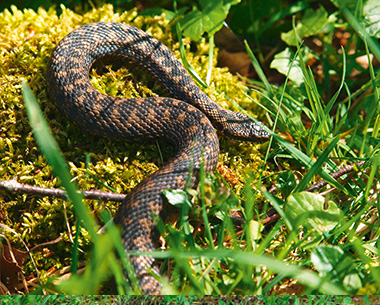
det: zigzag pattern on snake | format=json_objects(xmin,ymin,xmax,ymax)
[{"xmin": 46, "ymin": 22, "xmax": 269, "ymax": 294}]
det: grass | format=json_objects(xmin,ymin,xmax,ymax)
[
  {"xmin": 0, "ymin": 295, "xmax": 372, "ymax": 305},
  {"xmin": 1, "ymin": 0, "xmax": 380, "ymax": 301}
]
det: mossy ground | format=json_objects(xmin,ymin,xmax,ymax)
[{"xmin": 0, "ymin": 4, "xmax": 269, "ymax": 291}]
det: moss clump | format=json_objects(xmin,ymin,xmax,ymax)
[{"xmin": 0, "ymin": 4, "xmax": 268, "ymax": 288}]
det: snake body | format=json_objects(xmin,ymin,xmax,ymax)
[{"xmin": 46, "ymin": 22, "xmax": 269, "ymax": 294}]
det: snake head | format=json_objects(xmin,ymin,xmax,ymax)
[{"xmin": 220, "ymin": 110, "xmax": 270, "ymax": 142}]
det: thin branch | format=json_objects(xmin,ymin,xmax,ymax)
[
  {"xmin": 0, "ymin": 179, "xmax": 126, "ymax": 202},
  {"xmin": 305, "ymin": 160, "xmax": 366, "ymax": 192},
  {"xmin": 29, "ymin": 236, "xmax": 63, "ymax": 252}
]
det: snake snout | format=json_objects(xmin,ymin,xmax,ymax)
[{"xmin": 221, "ymin": 111, "xmax": 270, "ymax": 142}]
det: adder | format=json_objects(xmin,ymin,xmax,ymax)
[{"xmin": 46, "ymin": 22, "xmax": 270, "ymax": 294}]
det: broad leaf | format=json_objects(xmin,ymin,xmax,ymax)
[
  {"xmin": 281, "ymin": 7, "xmax": 334, "ymax": 46},
  {"xmin": 363, "ymin": 0, "xmax": 380, "ymax": 38},
  {"xmin": 180, "ymin": 0, "xmax": 240, "ymax": 41},
  {"xmin": 285, "ymin": 192, "xmax": 344, "ymax": 232},
  {"xmin": 270, "ymin": 47, "xmax": 306, "ymax": 85},
  {"xmin": 163, "ymin": 189, "xmax": 192, "ymax": 207}
]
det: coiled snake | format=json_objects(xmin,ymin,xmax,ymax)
[{"xmin": 46, "ymin": 22, "xmax": 269, "ymax": 294}]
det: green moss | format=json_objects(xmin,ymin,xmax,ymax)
[{"xmin": 0, "ymin": 4, "xmax": 268, "ymax": 284}]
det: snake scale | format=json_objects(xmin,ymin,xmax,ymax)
[{"xmin": 46, "ymin": 22, "xmax": 269, "ymax": 294}]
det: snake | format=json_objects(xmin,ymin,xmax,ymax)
[{"xmin": 46, "ymin": 22, "xmax": 270, "ymax": 294}]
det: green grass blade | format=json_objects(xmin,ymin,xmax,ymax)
[
  {"xmin": 175, "ymin": 22, "xmax": 208, "ymax": 89},
  {"xmin": 339, "ymin": 4, "xmax": 380, "ymax": 62},
  {"xmin": 142, "ymin": 248, "xmax": 348, "ymax": 294},
  {"xmin": 22, "ymin": 81, "xmax": 130, "ymax": 293},
  {"xmin": 206, "ymin": 34, "xmax": 214, "ymax": 86},
  {"xmin": 199, "ymin": 155, "xmax": 214, "ymax": 248},
  {"xmin": 262, "ymin": 190, "xmax": 293, "ymax": 231},
  {"xmin": 21, "ymin": 81, "xmax": 98, "ymax": 241},
  {"xmin": 294, "ymin": 135, "xmax": 341, "ymax": 193},
  {"xmin": 322, "ymin": 47, "xmax": 346, "ymax": 133},
  {"xmin": 273, "ymin": 133, "xmax": 345, "ymax": 192},
  {"xmin": 365, "ymin": 152, "xmax": 380, "ymax": 200},
  {"xmin": 245, "ymin": 40, "xmax": 273, "ymax": 96},
  {"xmin": 258, "ymin": 1, "xmax": 309, "ymax": 35}
]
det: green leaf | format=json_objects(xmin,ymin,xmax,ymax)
[
  {"xmin": 311, "ymin": 245, "xmax": 362, "ymax": 293},
  {"xmin": 180, "ymin": 0, "xmax": 240, "ymax": 41},
  {"xmin": 281, "ymin": 7, "xmax": 331, "ymax": 46},
  {"xmin": 342, "ymin": 297, "xmax": 353, "ymax": 305},
  {"xmin": 311, "ymin": 245, "xmax": 345, "ymax": 273},
  {"xmin": 270, "ymin": 47, "xmax": 306, "ymax": 85},
  {"xmin": 258, "ymin": 1, "xmax": 309, "ymax": 35},
  {"xmin": 363, "ymin": 0, "xmax": 380, "ymax": 38},
  {"xmin": 330, "ymin": 0, "xmax": 358, "ymax": 10},
  {"xmin": 163, "ymin": 189, "xmax": 192, "ymax": 207},
  {"xmin": 249, "ymin": 220, "xmax": 263, "ymax": 240},
  {"xmin": 343, "ymin": 273, "xmax": 362, "ymax": 292},
  {"xmin": 285, "ymin": 192, "xmax": 344, "ymax": 232},
  {"xmin": 275, "ymin": 170, "xmax": 296, "ymax": 198}
]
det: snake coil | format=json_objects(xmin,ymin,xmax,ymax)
[{"xmin": 46, "ymin": 22, "xmax": 269, "ymax": 294}]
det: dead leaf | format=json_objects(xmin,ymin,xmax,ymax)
[
  {"xmin": 217, "ymin": 163, "xmax": 240, "ymax": 187},
  {"xmin": 0, "ymin": 243, "xmax": 28, "ymax": 294},
  {"xmin": 218, "ymin": 49, "xmax": 252, "ymax": 76}
]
